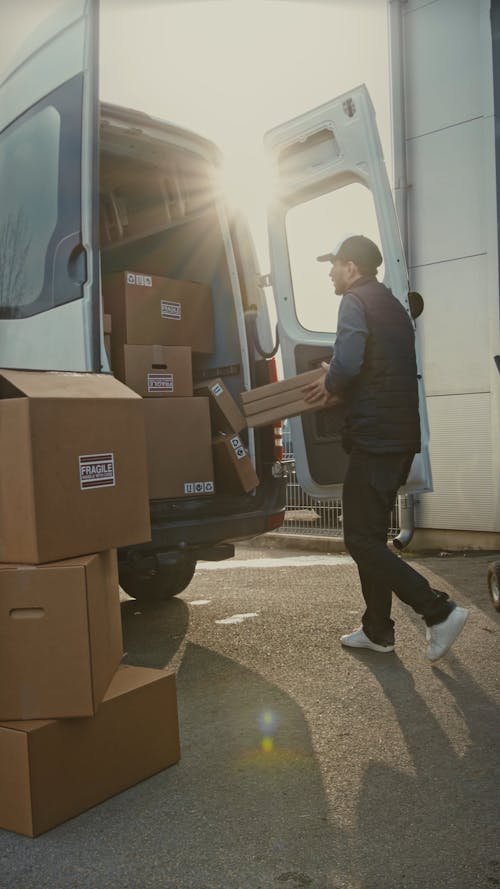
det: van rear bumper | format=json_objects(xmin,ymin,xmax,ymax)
[{"xmin": 118, "ymin": 474, "xmax": 287, "ymax": 564}]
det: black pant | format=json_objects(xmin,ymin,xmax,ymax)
[{"xmin": 342, "ymin": 449, "xmax": 453, "ymax": 646}]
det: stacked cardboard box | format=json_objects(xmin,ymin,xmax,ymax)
[
  {"xmin": 103, "ymin": 271, "xmax": 216, "ymax": 499},
  {"xmin": 103, "ymin": 272, "xmax": 259, "ymax": 498},
  {"xmin": 212, "ymin": 433, "xmax": 260, "ymax": 495},
  {"xmin": 103, "ymin": 270, "xmax": 214, "ymax": 370},
  {"xmin": 0, "ymin": 369, "xmax": 180, "ymax": 837},
  {"xmin": 194, "ymin": 378, "xmax": 259, "ymax": 495}
]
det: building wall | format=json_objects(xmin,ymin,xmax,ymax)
[{"xmin": 399, "ymin": 0, "xmax": 500, "ymax": 532}]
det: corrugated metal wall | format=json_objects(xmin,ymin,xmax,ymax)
[{"xmin": 400, "ymin": 0, "xmax": 500, "ymax": 533}]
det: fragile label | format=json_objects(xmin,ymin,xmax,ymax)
[
  {"xmin": 184, "ymin": 481, "xmax": 215, "ymax": 495},
  {"xmin": 147, "ymin": 372, "xmax": 174, "ymax": 393},
  {"xmin": 126, "ymin": 272, "xmax": 152, "ymax": 287},
  {"xmin": 79, "ymin": 453, "xmax": 115, "ymax": 490},
  {"xmin": 161, "ymin": 300, "xmax": 181, "ymax": 320},
  {"xmin": 230, "ymin": 436, "xmax": 246, "ymax": 460},
  {"xmin": 211, "ymin": 383, "xmax": 224, "ymax": 397}
]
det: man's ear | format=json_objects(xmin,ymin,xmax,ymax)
[{"xmin": 346, "ymin": 260, "xmax": 360, "ymax": 281}]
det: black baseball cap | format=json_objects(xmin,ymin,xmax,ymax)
[{"xmin": 317, "ymin": 235, "xmax": 383, "ymax": 270}]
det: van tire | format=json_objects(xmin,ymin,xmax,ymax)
[
  {"xmin": 120, "ymin": 555, "xmax": 197, "ymax": 603},
  {"xmin": 487, "ymin": 561, "xmax": 500, "ymax": 611}
]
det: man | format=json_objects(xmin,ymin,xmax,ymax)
[{"xmin": 303, "ymin": 235, "xmax": 468, "ymax": 662}]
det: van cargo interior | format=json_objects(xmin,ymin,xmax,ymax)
[{"xmin": 99, "ymin": 135, "xmax": 246, "ymax": 410}]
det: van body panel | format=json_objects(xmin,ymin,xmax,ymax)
[
  {"xmin": 264, "ymin": 83, "xmax": 432, "ymax": 498},
  {"xmin": 0, "ymin": 0, "xmax": 99, "ymax": 371}
]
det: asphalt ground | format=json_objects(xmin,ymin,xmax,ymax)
[{"xmin": 0, "ymin": 542, "xmax": 499, "ymax": 889}]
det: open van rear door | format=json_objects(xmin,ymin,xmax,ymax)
[
  {"xmin": 0, "ymin": 0, "xmax": 100, "ymax": 371},
  {"xmin": 265, "ymin": 84, "xmax": 432, "ymax": 497}
]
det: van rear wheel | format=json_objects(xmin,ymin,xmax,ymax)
[{"xmin": 119, "ymin": 555, "xmax": 197, "ymax": 603}]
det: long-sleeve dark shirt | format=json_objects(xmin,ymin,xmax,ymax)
[{"xmin": 324, "ymin": 291, "xmax": 368, "ymax": 396}]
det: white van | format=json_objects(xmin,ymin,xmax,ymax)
[{"xmin": 0, "ymin": 0, "xmax": 431, "ymax": 601}]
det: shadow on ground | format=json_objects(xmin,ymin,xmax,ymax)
[
  {"xmin": 342, "ymin": 648, "xmax": 500, "ymax": 888},
  {"xmin": 0, "ymin": 640, "xmax": 349, "ymax": 889}
]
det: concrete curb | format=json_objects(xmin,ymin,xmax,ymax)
[{"xmin": 247, "ymin": 532, "xmax": 348, "ymax": 553}]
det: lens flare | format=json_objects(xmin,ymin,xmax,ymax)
[{"xmin": 261, "ymin": 736, "xmax": 274, "ymax": 754}]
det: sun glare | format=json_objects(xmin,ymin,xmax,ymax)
[{"xmin": 216, "ymin": 142, "xmax": 279, "ymax": 216}]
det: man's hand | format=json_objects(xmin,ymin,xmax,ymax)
[{"xmin": 302, "ymin": 363, "xmax": 341, "ymax": 408}]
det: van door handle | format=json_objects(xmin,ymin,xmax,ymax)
[
  {"xmin": 67, "ymin": 241, "xmax": 87, "ymax": 284},
  {"xmin": 52, "ymin": 232, "xmax": 87, "ymax": 306}
]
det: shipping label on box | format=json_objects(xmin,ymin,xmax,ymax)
[
  {"xmin": 118, "ymin": 345, "xmax": 193, "ymax": 398},
  {"xmin": 79, "ymin": 453, "xmax": 116, "ymax": 490},
  {"xmin": 148, "ymin": 372, "xmax": 173, "ymax": 393},
  {"xmin": 184, "ymin": 480, "xmax": 215, "ymax": 495},
  {"xmin": 0, "ymin": 369, "xmax": 151, "ymax": 563},
  {"xmin": 160, "ymin": 300, "xmax": 181, "ymax": 320},
  {"xmin": 126, "ymin": 272, "xmax": 153, "ymax": 288},
  {"xmin": 212, "ymin": 433, "xmax": 259, "ymax": 495},
  {"xmin": 0, "ymin": 550, "xmax": 123, "ymax": 721},
  {"xmin": 229, "ymin": 435, "xmax": 246, "ymax": 459}
]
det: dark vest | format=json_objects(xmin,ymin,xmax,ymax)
[{"xmin": 342, "ymin": 278, "xmax": 421, "ymax": 454}]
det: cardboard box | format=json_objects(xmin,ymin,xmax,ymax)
[
  {"xmin": 212, "ymin": 434, "xmax": 259, "ymax": 495},
  {"xmin": 117, "ymin": 345, "xmax": 193, "ymax": 397},
  {"xmin": 194, "ymin": 377, "xmax": 246, "ymax": 434},
  {"xmin": 241, "ymin": 368, "xmax": 324, "ymax": 428},
  {"xmin": 0, "ymin": 369, "xmax": 151, "ymax": 563},
  {"xmin": 0, "ymin": 551, "xmax": 123, "ymax": 720},
  {"xmin": 103, "ymin": 271, "xmax": 214, "ymax": 359},
  {"xmin": 143, "ymin": 397, "xmax": 215, "ymax": 499},
  {"xmin": 0, "ymin": 666, "xmax": 180, "ymax": 837}
]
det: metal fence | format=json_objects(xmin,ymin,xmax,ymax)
[{"xmin": 278, "ymin": 451, "xmax": 400, "ymax": 539}]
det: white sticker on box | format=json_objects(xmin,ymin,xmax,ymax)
[
  {"xmin": 126, "ymin": 273, "xmax": 152, "ymax": 287},
  {"xmin": 230, "ymin": 436, "xmax": 246, "ymax": 460},
  {"xmin": 147, "ymin": 373, "xmax": 174, "ymax": 393},
  {"xmin": 161, "ymin": 300, "xmax": 181, "ymax": 320},
  {"xmin": 184, "ymin": 481, "xmax": 215, "ymax": 494},
  {"xmin": 79, "ymin": 453, "xmax": 115, "ymax": 490},
  {"xmin": 211, "ymin": 383, "xmax": 224, "ymax": 397}
]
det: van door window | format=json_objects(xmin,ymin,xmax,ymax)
[
  {"xmin": 0, "ymin": 75, "xmax": 84, "ymax": 319},
  {"xmin": 285, "ymin": 182, "xmax": 384, "ymax": 332}
]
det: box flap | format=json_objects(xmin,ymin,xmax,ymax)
[
  {"xmin": 0, "ymin": 370, "xmax": 141, "ymax": 400},
  {"xmin": 0, "ymin": 554, "xmax": 98, "ymax": 574},
  {"xmin": 0, "ymin": 668, "xmax": 175, "ymax": 733},
  {"xmin": 102, "ymin": 665, "xmax": 176, "ymax": 701}
]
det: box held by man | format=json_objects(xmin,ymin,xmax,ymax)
[{"xmin": 241, "ymin": 368, "xmax": 325, "ymax": 428}]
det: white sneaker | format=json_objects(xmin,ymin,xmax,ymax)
[
  {"xmin": 426, "ymin": 606, "xmax": 469, "ymax": 662},
  {"xmin": 340, "ymin": 627, "xmax": 395, "ymax": 653}
]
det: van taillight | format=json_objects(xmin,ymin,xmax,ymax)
[
  {"xmin": 266, "ymin": 511, "xmax": 285, "ymax": 531},
  {"xmin": 267, "ymin": 357, "xmax": 284, "ymax": 461},
  {"xmin": 267, "ymin": 356, "xmax": 279, "ymax": 383},
  {"xmin": 273, "ymin": 424, "xmax": 284, "ymax": 461}
]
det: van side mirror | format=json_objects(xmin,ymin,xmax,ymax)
[{"xmin": 408, "ymin": 291, "xmax": 424, "ymax": 320}]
